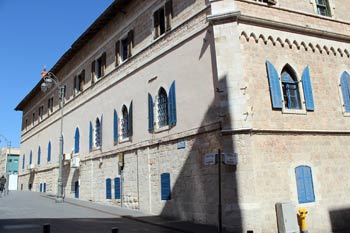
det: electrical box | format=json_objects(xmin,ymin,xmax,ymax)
[
  {"xmin": 275, "ymin": 202, "xmax": 299, "ymax": 233},
  {"xmin": 71, "ymin": 157, "xmax": 80, "ymax": 168}
]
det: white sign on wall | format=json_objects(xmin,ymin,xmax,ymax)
[
  {"xmin": 223, "ymin": 153, "xmax": 238, "ymax": 165},
  {"xmin": 203, "ymin": 153, "xmax": 217, "ymax": 166}
]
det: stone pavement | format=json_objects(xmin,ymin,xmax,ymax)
[{"xmin": 0, "ymin": 191, "xmax": 230, "ymax": 233}]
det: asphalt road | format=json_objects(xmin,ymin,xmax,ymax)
[{"xmin": 0, "ymin": 191, "xmax": 182, "ymax": 233}]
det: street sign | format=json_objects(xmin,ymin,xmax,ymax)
[
  {"xmin": 223, "ymin": 153, "xmax": 238, "ymax": 165},
  {"xmin": 203, "ymin": 153, "xmax": 216, "ymax": 166}
]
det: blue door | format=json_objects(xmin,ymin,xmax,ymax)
[{"xmin": 74, "ymin": 181, "xmax": 79, "ymax": 198}]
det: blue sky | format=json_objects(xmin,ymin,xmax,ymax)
[{"xmin": 0, "ymin": 0, "xmax": 114, "ymax": 148}]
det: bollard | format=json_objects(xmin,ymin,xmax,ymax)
[
  {"xmin": 43, "ymin": 223, "xmax": 50, "ymax": 233},
  {"xmin": 111, "ymin": 227, "xmax": 119, "ymax": 233},
  {"xmin": 298, "ymin": 208, "xmax": 308, "ymax": 233}
]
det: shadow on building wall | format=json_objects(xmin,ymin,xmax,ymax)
[
  {"xmin": 329, "ymin": 208, "xmax": 350, "ymax": 232},
  {"xmin": 158, "ymin": 27, "xmax": 242, "ymax": 232}
]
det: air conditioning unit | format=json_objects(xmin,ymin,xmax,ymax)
[
  {"xmin": 275, "ymin": 202, "xmax": 299, "ymax": 233},
  {"xmin": 71, "ymin": 157, "xmax": 80, "ymax": 168},
  {"xmin": 64, "ymin": 153, "xmax": 71, "ymax": 161}
]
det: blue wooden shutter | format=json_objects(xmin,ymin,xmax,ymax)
[
  {"xmin": 29, "ymin": 151, "xmax": 32, "ymax": 164},
  {"xmin": 168, "ymin": 81, "xmax": 177, "ymax": 125},
  {"xmin": 40, "ymin": 183, "xmax": 43, "ymax": 192},
  {"xmin": 106, "ymin": 178, "xmax": 112, "ymax": 199},
  {"xmin": 295, "ymin": 166, "xmax": 315, "ymax": 203},
  {"xmin": 89, "ymin": 122, "xmax": 93, "ymax": 150},
  {"xmin": 128, "ymin": 102, "xmax": 133, "ymax": 137},
  {"xmin": 100, "ymin": 116, "xmax": 103, "ymax": 146},
  {"xmin": 148, "ymin": 93, "xmax": 154, "ymax": 132},
  {"xmin": 340, "ymin": 71, "xmax": 350, "ymax": 112},
  {"xmin": 22, "ymin": 154, "xmax": 25, "ymax": 170},
  {"xmin": 161, "ymin": 173, "xmax": 171, "ymax": 200},
  {"xmin": 114, "ymin": 110, "xmax": 119, "ymax": 142},
  {"xmin": 114, "ymin": 177, "xmax": 121, "ymax": 199},
  {"xmin": 302, "ymin": 66, "xmax": 315, "ymax": 111},
  {"xmin": 47, "ymin": 142, "xmax": 51, "ymax": 162},
  {"xmin": 266, "ymin": 61, "xmax": 283, "ymax": 109},
  {"xmin": 37, "ymin": 147, "xmax": 41, "ymax": 165},
  {"xmin": 74, "ymin": 128, "xmax": 80, "ymax": 153},
  {"xmin": 43, "ymin": 183, "xmax": 46, "ymax": 192}
]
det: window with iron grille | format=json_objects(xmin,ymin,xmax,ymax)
[
  {"xmin": 157, "ymin": 88, "xmax": 168, "ymax": 127},
  {"xmin": 281, "ymin": 65, "xmax": 301, "ymax": 110}
]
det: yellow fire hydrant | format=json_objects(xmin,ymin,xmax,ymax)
[{"xmin": 298, "ymin": 208, "xmax": 308, "ymax": 233}]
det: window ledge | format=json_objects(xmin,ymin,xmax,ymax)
[
  {"xmin": 282, "ymin": 109, "xmax": 307, "ymax": 115},
  {"xmin": 154, "ymin": 125, "xmax": 170, "ymax": 133},
  {"xmin": 343, "ymin": 112, "xmax": 350, "ymax": 117},
  {"xmin": 119, "ymin": 137, "xmax": 131, "ymax": 143}
]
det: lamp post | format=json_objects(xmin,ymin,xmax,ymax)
[{"xmin": 41, "ymin": 67, "xmax": 64, "ymax": 203}]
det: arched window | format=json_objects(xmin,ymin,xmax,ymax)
[
  {"xmin": 157, "ymin": 87, "xmax": 168, "ymax": 127},
  {"xmin": 281, "ymin": 65, "xmax": 301, "ymax": 109},
  {"xmin": 95, "ymin": 118, "xmax": 101, "ymax": 147},
  {"xmin": 37, "ymin": 146, "xmax": 41, "ymax": 165},
  {"xmin": 295, "ymin": 165, "xmax": 315, "ymax": 203},
  {"xmin": 121, "ymin": 105, "xmax": 129, "ymax": 138},
  {"xmin": 74, "ymin": 127, "xmax": 80, "ymax": 153},
  {"xmin": 47, "ymin": 141, "xmax": 51, "ymax": 162},
  {"xmin": 29, "ymin": 150, "xmax": 33, "ymax": 165},
  {"xmin": 22, "ymin": 154, "xmax": 25, "ymax": 170}
]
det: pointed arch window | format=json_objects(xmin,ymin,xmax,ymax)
[
  {"xmin": 281, "ymin": 65, "xmax": 301, "ymax": 109},
  {"xmin": 47, "ymin": 141, "xmax": 51, "ymax": 162},
  {"xmin": 121, "ymin": 105, "xmax": 129, "ymax": 138},
  {"xmin": 157, "ymin": 88, "xmax": 169, "ymax": 127},
  {"xmin": 37, "ymin": 146, "xmax": 41, "ymax": 165},
  {"xmin": 95, "ymin": 118, "xmax": 101, "ymax": 147},
  {"xmin": 29, "ymin": 150, "xmax": 33, "ymax": 165},
  {"xmin": 74, "ymin": 127, "xmax": 80, "ymax": 153}
]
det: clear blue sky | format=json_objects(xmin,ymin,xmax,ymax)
[{"xmin": 0, "ymin": 0, "xmax": 114, "ymax": 148}]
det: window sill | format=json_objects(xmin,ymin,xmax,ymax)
[
  {"xmin": 154, "ymin": 125, "xmax": 170, "ymax": 133},
  {"xmin": 282, "ymin": 108, "xmax": 307, "ymax": 115},
  {"xmin": 343, "ymin": 112, "xmax": 350, "ymax": 117},
  {"xmin": 119, "ymin": 137, "xmax": 131, "ymax": 143}
]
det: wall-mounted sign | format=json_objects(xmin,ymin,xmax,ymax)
[
  {"xmin": 204, "ymin": 153, "xmax": 217, "ymax": 166},
  {"xmin": 223, "ymin": 153, "xmax": 238, "ymax": 165},
  {"xmin": 177, "ymin": 141, "xmax": 186, "ymax": 149}
]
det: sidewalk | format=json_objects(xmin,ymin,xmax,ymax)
[{"xmin": 51, "ymin": 194, "xmax": 230, "ymax": 233}]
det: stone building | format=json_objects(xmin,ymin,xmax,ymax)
[{"xmin": 15, "ymin": 0, "xmax": 350, "ymax": 232}]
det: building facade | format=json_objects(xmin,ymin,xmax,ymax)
[{"xmin": 16, "ymin": 0, "xmax": 350, "ymax": 232}]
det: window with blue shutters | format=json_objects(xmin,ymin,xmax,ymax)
[
  {"xmin": 295, "ymin": 165, "xmax": 315, "ymax": 204},
  {"xmin": 161, "ymin": 173, "xmax": 171, "ymax": 200},
  {"xmin": 266, "ymin": 61, "xmax": 315, "ymax": 112},
  {"xmin": 37, "ymin": 146, "xmax": 41, "ymax": 165},
  {"xmin": 106, "ymin": 178, "xmax": 112, "ymax": 199},
  {"xmin": 114, "ymin": 177, "xmax": 121, "ymax": 199},
  {"xmin": 149, "ymin": 80, "xmax": 177, "ymax": 131},
  {"xmin": 74, "ymin": 127, "xmax": 80, "ymax": 153},
  {"xmin": 281, "ymin": 65, "xmax": 301, "ymax": 110},
  {"xmin": 47, "ymin": 142, "xmax": 51, "ymax": 162},
  {"xmin": 40, "ymin": 183, "xmax": 43, "ymax": 192},
  {"xmin": 29, "ymin": 151, "xmax": 32, "ymax": 165},
  {"xmin": 22, "ymin": 154, "xmax": 25, "ymax": 170},
  {"xmin": 340, "ymin": 71, "xmax": 350, "ymax": 113},
  {"xmin": 114, "ymin": 110, "xmax": 119, "ymax": 143},
  {"xmin": 43, "ymin": 183, "xmax": 46, "ymax": 192}
]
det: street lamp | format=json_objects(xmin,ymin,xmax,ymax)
[{"xmin": 41, "ymin": 67, "xmax": 64, "ymax": 203}]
